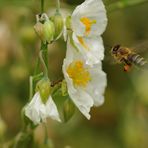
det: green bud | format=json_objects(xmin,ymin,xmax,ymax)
[
  {"xmin": 43, "ymin": 20, "xmax": 55, "ymax": 43},
  {"xmin": 34, "ymin": 22, "xmax": 45, "ymax": 43},
  {"xmin": 36, "ymin": 78, "xmax": 51, "ymax": 104},
  {"xmin": 66, "ymin": 16, "xmax": 72, "ymax": 30},
  {"xmin": 50, "ymin": 12, "xmax": 64, "ymax": 40},
  {"xmin": 34, "ymin": 13, "xmax": 55, "ymax": 44},
  {"xmin": 63, "ymin": 99, "xmax": 75, "ymax": 122}
]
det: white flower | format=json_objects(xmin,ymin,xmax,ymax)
[
  {"xmin": 65, "ymin": 0, "xmax": 107, "ymax": 65},
  {"xmin": 72, "ymin": 33, "xmax": 104, "ymax": 66},
  {"xmin": 63, "ymin": 39, "xmax": 107, "ymax": 119},
  {"xmin": 25, "ymin": 92, "xmax": 61, "ymax": 125},
  {"xmin": 71, "ymin": 0, "xmax": 107, "ymax": 37}
]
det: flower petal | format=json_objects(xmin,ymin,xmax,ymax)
[
  {"xmin": 72, "ymin": 0, "xmax": 107, "ymax": 37},
  {"xmin": 65, "ymin": 37, "xmax": 83, "ymax": 62},
  {"xmin": 63, "ymin": 39, "xmax": 107, "ymax": 118},
  {"xmin": 25, "ymin": 92, "xmax": 61, "ymax": 124},
  {"xmin": 25, "ymin": 92, "xmax": 46, "ymax": 125},
  {"xmin": 45, "ymin": 96, "xmax": 61, "ymax": 122},
  {"xmin": 63, "ymin": 40, "xmax": 94, "ymax": 119},
  {"xmin": 87, "ymin": 63, "xmax": 107, "ymax": 106},
  {"xmin": 63, "ymin": 60, "xmax": 93, "ymax": 119},
  {"xmin": 72, "ymin": 33, "xmax": 104, "ymax": 66}
]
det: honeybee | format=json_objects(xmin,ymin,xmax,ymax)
[{"xmin": 111, "ymin": 44, "xmax": 148, "ymax": 72}]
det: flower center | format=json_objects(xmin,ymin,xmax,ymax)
[
  {"xmin": 67, "ymin": 61, "xmax": 91, "ymax": 87},
  {"xmin": 80, "ymin": 17, "xmax": 96, "ymax": 35},
  {"xmin": 77, "ymin": 36, "xmax": 89, "ymax": 50}
]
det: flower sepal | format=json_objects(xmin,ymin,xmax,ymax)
[
  {"xmin": 36, "ymin": 77, "xmax": 51, "ymax": 104},
  {"xmin": 34, "ymin": 13, "xmax": 55, "ymax": 44},
  {"xmin": 43, "ymin": 19, "xmax": 55, "ymax": 44},
  {"xmin": 61, "ymin": 80, "xmax": 68, "ymax": 96},
  {"xmin": 34, "ymin": 22, "xmax": 45, "ymax": 43},
  {"xmin": 66, "ymin": 16, "xmax": 72, "ymax": 31},
  {"xmin": 50, "ymin": 12, "xmax": 64, "ymax": 40},
  {"xmin": 63, "ymin": 98, "xmax": 75, "ymax": 122}
]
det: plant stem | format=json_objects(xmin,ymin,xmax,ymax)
[
  {"xmin": 39, "ymin": 50, "xmax": 48, "ymax": 77},
  {"xmin": 41, "ymin": 42, "xmax": 48, "ymax": 68},
  {"xmin": 56, "ymin": 0, "xmax": 60, "ymax": 12},
  {"xmin": 41, "ymin": 0, "xmax": 44, "ymax": 13},
  {"xmin": 29, "ymin": 73, "xmax": 44, "ymax": 100},
  {"xmin": 107, "ymin": 0, "xmax": 148, "ymax": 12}
]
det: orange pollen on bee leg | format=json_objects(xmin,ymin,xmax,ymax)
[
  {"xmin": 67, "ymin": 61, "xmax": 91, "ymax": 87},
  {"xmin": 124, "ymin": 64, "xmax": 132, "ymax": 72},
  {"xmin": 80, "ymin": 17, "xmax": 96, "ymax": 35}
]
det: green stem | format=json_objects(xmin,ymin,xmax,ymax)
[
  {"xmin": 41, "ymin": 0, "xmax": 44, "ymax": 13},
  {"xmin": 39, "ymin": 50, "xmax": 48, "ymax": 77},
  {"xmin": 41, "ymin": 42, "xmax": 48, "ymax": 68},
  {"xmin": 33, "ymin": 72, "xmax": 44, "ymax": 81},
  {"xmin": 107, "ymin": 0, "xmax": 148, "ymax": 12},
  {"xmin": 56, "ymin": 0, "xmax": 60, "ymax": 12},
  {"xmin": 29, "ymin": 73, "xmax": 44, "ymax": 100}
]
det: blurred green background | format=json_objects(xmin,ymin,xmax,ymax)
[{"xmin": 0, "ymin": 0, "xmax": 148, "ymax": 148}]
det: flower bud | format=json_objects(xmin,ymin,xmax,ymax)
[
  {"xmin": 43, "ymin": 19, "xmax": 55, "ymax": 43},
  {"xmin": 34, "ymin": 22, "xmax": 45, "ymax": 43},
  {"xmin": 36, "ymin": 77, "xmax": 51, "ymax": 104},
  {"xmin": 34, "ymin": 13, "xmax": 55, "ymax": 44},
  {"xmin": 66, "ymin": 16, "xmax": 72, "ymax": 30},
  {"xmin": 63, "ymin": 99, "xmax": 75, "ymax": 122},
  {"xmin": 50, "ymin": 12, "xmax": 64, "ymax": 40}
]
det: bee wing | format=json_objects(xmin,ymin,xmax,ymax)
[
  {"xmin": 130, "ymin": 39, "xmax": 148, "ymax": 54},
  {"xmin": 133, "ymin": 62, "xmax": 148, "ymax": 72}
]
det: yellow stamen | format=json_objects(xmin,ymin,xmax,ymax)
[
  {"xmin": 80, "ymin": 17, "xmax": 96, "ymax": 35},
  {"xmin": 67, "ymin": 61, "xmax": 91, "ymax": 87},
  {"xmin": 77, "ymin": 36, "xmax": 89, "ymax": 50}
]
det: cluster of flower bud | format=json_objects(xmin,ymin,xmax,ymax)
[{"xmin": 34, "ymin": 12, "xmax": 64, "ymax": 44}]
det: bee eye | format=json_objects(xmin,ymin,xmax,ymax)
[{"xmin": 112, "ymin": 44, "xmax": 120, "ymax": 53}]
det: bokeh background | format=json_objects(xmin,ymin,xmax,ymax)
[{"xmin": 0, "ymin": 0, "xmax": 148, "ymax": 148}]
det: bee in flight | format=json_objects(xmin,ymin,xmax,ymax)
[{"xmin": 111, "ymin": 44, "xmax": 148, "ymax": 72}]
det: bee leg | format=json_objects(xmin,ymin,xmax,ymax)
[
  {"xmin": 124, "ymin": 64, "xmax": 132, "ymax": 72},
  {"xmin": 122, "ymin": 58, "xmax": 132, "ymax": 72}
]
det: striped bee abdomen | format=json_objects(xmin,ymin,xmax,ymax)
[{"xmin": 128, "ymin": 54, "xmax": 147, "ymax": 67}]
